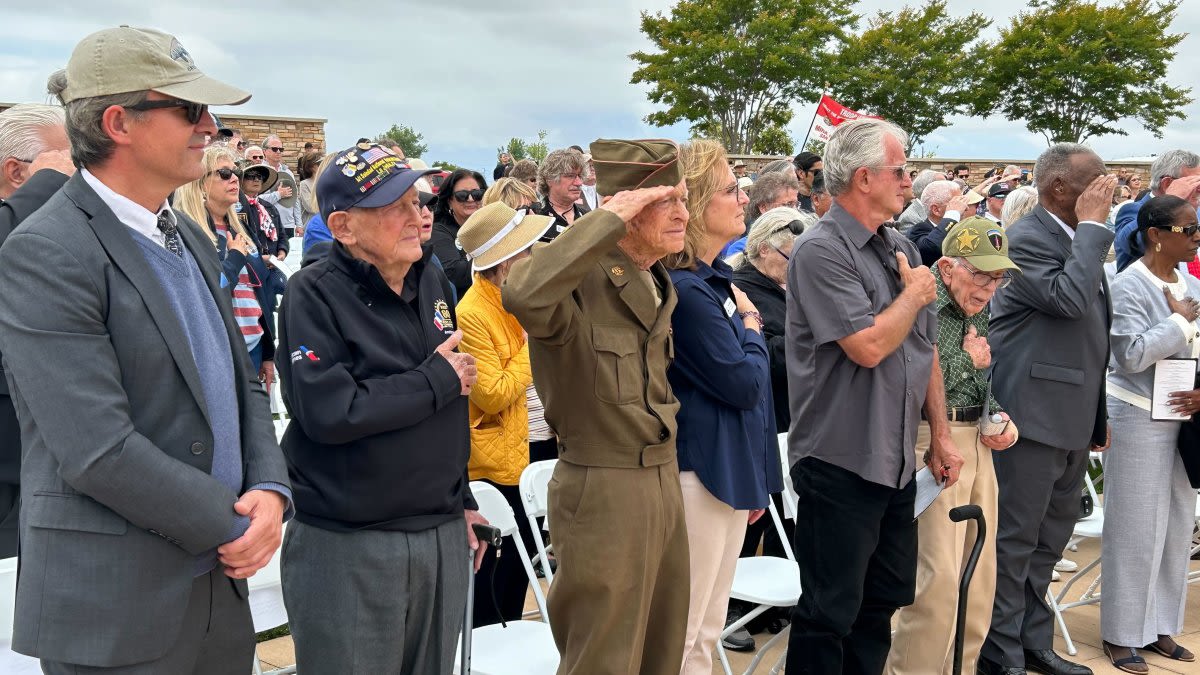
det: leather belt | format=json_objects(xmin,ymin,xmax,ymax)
[{"xmin": 947, "ymin": 405, "xmax": 982, "ymax": 422}]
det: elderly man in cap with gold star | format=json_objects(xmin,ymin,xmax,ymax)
[
  {"xmin": 504, "ymin": 139, "xmax": 691, "ymax": 675},
  {"xmin": 887, "ymin": 216, "xmax": 1021, "ymax": 675}
]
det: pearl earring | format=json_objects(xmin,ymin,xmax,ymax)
[{"xmin": 1156, "ymin": 242, "xmax": 1162, "ymax": 252}]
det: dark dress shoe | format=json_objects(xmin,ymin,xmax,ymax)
[
  {"xmin": 977, "ymin": 655, "xmax": 1027, "ymax": 674},
  {"xmin": 1023, "ymin": 649, "xmax": 1093, "ymax": 675}
]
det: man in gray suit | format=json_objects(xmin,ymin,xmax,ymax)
[
  {"xmin": 978, "ymin": 144, "xmax": 1118, "ymax": 675},
  {"xmin": 0, "ymin": 26, "xmax": 291, "ymax": 673}
]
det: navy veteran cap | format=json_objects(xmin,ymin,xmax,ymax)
[{"xmin": 317, "ymin": 142, "xmax": 437, "ymax": 222}]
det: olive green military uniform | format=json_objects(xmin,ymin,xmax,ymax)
[{"xmin": 504, "ymin": 206, "xmax": 689, "ymax": 675}]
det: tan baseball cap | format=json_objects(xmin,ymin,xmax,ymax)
[{"xmin": 60, "ymin": 26, "xmax": 250, "ymax": 105}]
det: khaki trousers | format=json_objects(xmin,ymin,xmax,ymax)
[
  {"xmin": 547, "ymin": 460, "xmax": 690, "ymax": 675},
  {"xmin": 678, "ymin": 471, "xmax": 747, "ymax": 675},
  {"xmin": 886, "ymin": 421, "xmax": 998, "ymax": 675}
]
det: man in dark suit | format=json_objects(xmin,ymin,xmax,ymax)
[
  {"xmin": 0, "ymin": 104, "xmax": 73, "ymax": 558},
  {"xmin": 906, "ymin": 178, "xmax": 972, "ymax": 266},
  {"xmin": 1113, "ymin": 149, "xmax": 1200, "ymax": 272},
  {"xmin": 979, "ymin": 144, "xmax": 1117, "ymax": 675},
  {"xmin": 0, "ymin": 26, "xmax": 291, "ymax": 673}
]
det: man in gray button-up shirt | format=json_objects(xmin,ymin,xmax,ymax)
[{"xmin": 783, "ymin": 119, "xmax": 962, "ymax": 674}]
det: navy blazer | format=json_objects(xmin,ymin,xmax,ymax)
[
  {"xmin": 906, "ymin": 216, "xmax": 959, "ymax": 267},
  {"xmin": 667, "ymin": 259, "xmax": 782, "ymax": 510},
  {"xmin": 1113, "ymin": 191, "xmax": 1152, "ymax": 272}
]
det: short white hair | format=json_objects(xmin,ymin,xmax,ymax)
[
  {"xmin": 1002, "ymin": 185, "xmax": 1038, "ymax": 224},
  {"xmin": 823, "ymin": 118, "xmax": 909, "ymax": 196},
  {"xmin": 911, "ymin": 169, "xmax": 943, "ymax": 199},
  {"xmin": 243, "ymin": 145, "xmax": 263, "ymax": 159},
  {"xmin": 919, "ymin": 180, "xmax": 959, "ymax": 209},
  {"xmin": 0, "ymin": 103, "xmax": 65, "ymax": 164}
]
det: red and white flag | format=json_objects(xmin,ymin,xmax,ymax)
[{"xmin": 815, "ymin": 94, "xmax": 880, "ymax": 127}]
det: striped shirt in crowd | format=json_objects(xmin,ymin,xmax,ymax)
[{"xmin": 216, "ymin": 222, "xmax": 264, "ymax": 351}]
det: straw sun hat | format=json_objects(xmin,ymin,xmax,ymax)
[{"xmin": 456, "ymin": 201, "xmax": 555, "ymax": 272}]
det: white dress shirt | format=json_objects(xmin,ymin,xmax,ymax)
[{"xmin": 81, "ymin": 168, "xmax": 175, "ymax": 248}]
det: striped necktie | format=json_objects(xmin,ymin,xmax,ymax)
[{"xmin": 157, "ymin": 211, "xmax": 183, "ymax": 257}]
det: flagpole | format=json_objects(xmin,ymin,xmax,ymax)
[{"xmin": 799, "ymin": 83, "xmax": 829, "ymax": 153}]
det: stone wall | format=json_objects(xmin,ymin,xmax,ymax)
[
  {"xmin": 0, "ymin": 102, "xmax": 326, "ymax": 173},
  {"xmin": 728, "ymin": 153, "xmax": 1152, "ymax": 184}
]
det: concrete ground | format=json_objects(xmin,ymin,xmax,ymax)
[{"xmin": 254, "ymin": 537, "xmax": 1200, "ymax": 673}]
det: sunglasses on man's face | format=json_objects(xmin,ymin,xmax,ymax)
[
  {"xmin": 453, "ymin": 189, "xmax": 485, "ymax": 203},
  {"xmin": 125, "ymin": 98, "xmax": 209, "ymax": 125},
  {"xmin": 249, "ymin": 155, "xmax": 264, "ymax": 162},
  {"xmin": 243, "ymin": 173, "xmax": 267, "ymax": 183},
  {"xmin": 236, "ymin": 141, "xmax": 248, "ymax": 149},
  {"xmin": 209, "ymin": 167, "xmax": 240, "ymax": 181},
  {"xmin": 266, "ymin": 146, "xmax": 284, "ymax": 153}
]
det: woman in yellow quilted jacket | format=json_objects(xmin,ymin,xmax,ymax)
[{"xmin": 456, "ymin": 199, "xmax": 556, "ymax": 627}]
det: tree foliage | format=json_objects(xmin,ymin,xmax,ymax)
[
  {"xmin": 498, "ymin": 138, "xmax": 530, "ymax": 161},
  {"xmin": 631, "ymin": 0, "xmax": 856, "ymax": 154},
  {"xmin": 374, "ymin": 124, "xmax": 429, "ymax": 158},
  {"xmin": 751, "ymin": 123, "xmax": 795, "ymax": 155},
  {"xmin": 970, "ymin": 0, "xmax": 1191, "ymax": 144},
  {"xmin": 830, "ymin": 0, "xmax": 990, "ymax": 151}
]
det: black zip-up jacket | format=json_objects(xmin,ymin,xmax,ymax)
[
  {"xmin": 732, "ymin": 262, "xmax": 790, "ymax": 431},
  {"xmin": 275, "ymin": 241, "xmax": 476, "ymax": 532}
]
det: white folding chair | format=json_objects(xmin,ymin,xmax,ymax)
[
  {"xmin": 249, "ymin": 523, "xmax": 295, "ymax": 675},
  {"xmin": 0, "ymin": 557, "xmax": 40, "ymax": 674},
  {"xmin": 1048, "ymin": 467, "xmax": 1105, "ymax": 656},
  {"xmin": 518, "ymin": 459, "xmax": 557, "ymax": 586},
  {"xmin": 715, "ymin": 434, "xmax": 800, "ymax": 675},
  {"xmin": 455, "ymin": 481, "xmax": 558, "ymax": 675}
]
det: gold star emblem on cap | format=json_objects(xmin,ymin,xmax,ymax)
[
  {"xmin": 955, "ymin": 228, "xmax": 980, "ymax": 254},
  {"xmin": 611, "ymin": 266, "xmax": 624, "ymax": 276}
]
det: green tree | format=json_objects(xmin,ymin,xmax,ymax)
[
  {"xmin": 374, "ymin": 124, "xmax": 429, "ymax": 158},
  {"xmin": 830, "ymin": 0, "xmax": 990, "ymax": 151},
  {"xmin": 803, "ymin": 138, "xmax": 826, "ymax": 156},
  {"xmin": 970, "ymin": 0, "xmax": 1191, "ymax": 144},
  {"xmin": 751, "ymin": 123, "xmax": 795, "ymax": 155},
  {"xmin": 526, "ymin": 130, "xmax": 549, "ymax": 163},
  {"xmin": 631, "ymin": 0, "xmax": 857, "ymax": 154},
  {"xmin": 498, "ymin": 138, "xmax": 529, "ymax": 161}
]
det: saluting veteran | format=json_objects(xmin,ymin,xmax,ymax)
[
  {"xmin": 503, "ymin": 139, "xmax": 691, "ymax": 675},
  {"xmin": 887, "ymin": 217, "xmax": 1021, "ymax": 675}
]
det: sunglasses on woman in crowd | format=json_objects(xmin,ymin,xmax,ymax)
[{"xmin": 453, "ymin": 189, "xmax": 485, "ymax": 203}]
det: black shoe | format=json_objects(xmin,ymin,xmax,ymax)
[
  {"xmin": 722, "ymin": 606, "xmax": 755, "ymax": 652},
  {"xmin": 977, "ymin": 655, "xmax": 1027, "ymax": 674},
  {"xmin": 1023, "ymin": 649, "xmax": 1093, "ymax": 675}
]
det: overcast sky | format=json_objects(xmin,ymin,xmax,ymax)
[{"xmin": 2, "ymin": 0, "xmax": 1198, "ymax": 174}]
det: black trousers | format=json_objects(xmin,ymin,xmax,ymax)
[
  {"xmin": 529, "ymin": 438, "xmax": 558, "ymax": 464},
  {"xmin": 786, "ymin": 457, "xmax": 917, "ymax": 675},
  {"xmin": 473, "ymin": 479, "xmax": 540, "ymax": 627}
]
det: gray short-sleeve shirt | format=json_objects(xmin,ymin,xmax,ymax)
[{"xmin": 785, "ymin": 201, "xmax": 937, "ymax": 488}]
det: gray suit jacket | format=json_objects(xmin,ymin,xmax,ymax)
[
  {"xmin": 989, "ymin": 205, "xmax": 1114, "ymax": 451},
  {"xmin": 0, "ymin": 174, "xmax": 290, "ymax": 667}
]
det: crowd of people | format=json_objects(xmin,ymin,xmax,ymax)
[{"xmin": 1, "ymin": 23, "xmax": 1200, "ymax": 675}]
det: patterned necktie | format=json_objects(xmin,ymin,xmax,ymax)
[{"xmin": 157, "ymin": 211, "xmax": 183, "ymax": 257}]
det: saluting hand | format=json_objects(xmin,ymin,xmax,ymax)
[
  {"xmin": 1075, "ymin": 174, "xmax": 1119, "ymax": 224},
  {"xmin": 961, "ymin": 325, "xmax": 991, "ymax": 369},
  {"xmin": 896, "ymin": 251, "xmax": 936, "ymax": 306},
  {"xmin": 1165, "ymin": 175, "xmax": 1200, "ymax": 208},
  {"xmin": 599, "ymin": 185, "xmax": 680, "ymax": 224},
  {"xmin": 435, "ymin": 330, "xmax": 478, "ymax": 396}
]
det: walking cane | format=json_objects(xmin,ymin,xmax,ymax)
[
  {"xmin": 460, "ymin": 523, "xmax": 503, "ymax": 675},
  {"xmin": 949, "ymin": 504, "xmax": 986, "ymax": 675}
]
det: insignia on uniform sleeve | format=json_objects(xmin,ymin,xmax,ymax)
[{"xmin": 290, "ymin": 346, "xmax": 320, "ymax": 363}]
